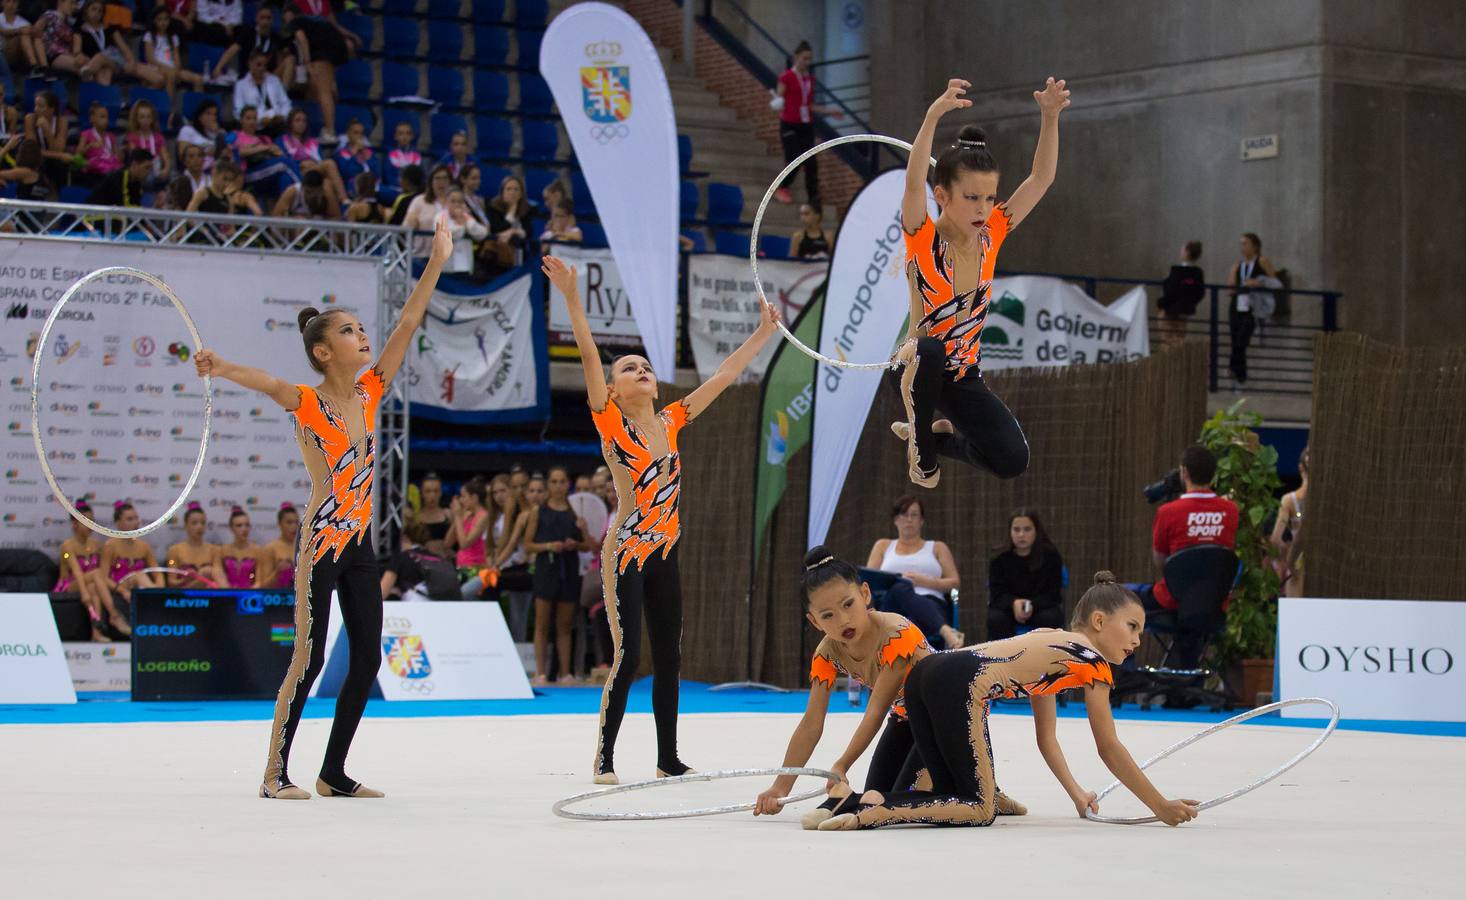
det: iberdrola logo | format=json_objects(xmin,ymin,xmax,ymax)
[
  {"xmin": 766, "ymin": 411, "xmax": 790, "ymax": 466},
  {"xmin": 982, "ymin": 291, "xmax": 1027, "ymax": 362}
]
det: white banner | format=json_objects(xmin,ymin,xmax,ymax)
[
  {"xmin": 376, "ymin": 601, "xmax": 532, "ymax": 701},
  {"xmin": 63, "ymin": 640, "xmax": 131, "ymax": 692},
  {"xmin": 808, "ymin": 170, "xmax": 934, "ymax": 549},
  {"xmin": 0, "ymin": 239, "xmax": 378, "ymax": 551},
  {"xmin": 687, "ymin": 254, "xmax": 825, "ymax": 382},
  {"xmin": 406, "ymin": 273, "xmax": 541, "ymax": 417},
  {"xmin": 0, "ymin": 593, "xmax": 76, "ymax": 703},
  {"xmin": 1278, "ymin": 597, "xmax": 1466, "ymax": 722},
  {"xmin": 541, "ymin": 3, "xmax": 678, "ymax": 375},
  {"xmin": 545, "ymin": 244, "xmax": 644, "ymax": 352},
  {"xmin": 980, "ymin": 277, "xmax": 1149, "ymax": 370}
]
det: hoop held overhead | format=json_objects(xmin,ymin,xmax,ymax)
[
  {"xmin": 552, "ymin": 766, "xmax": 838, "ymax": 821},
  {"xmin": 31, "ymin": 267, "xmax": 212, "ymax": 540},
  {"xmin": 749, "ymin": 134, "xmax": 935, "ymax": 372},
  {"xmin": 1084, "ymin": 696, "xmax": 1340, "ymax": 825}
]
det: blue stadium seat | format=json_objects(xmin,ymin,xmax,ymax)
[
  {"xmin": 473, "ymin": 70, "xmax": 509, "ymax": 111},
  {"xmin": 430, "ymin": 112, "xmax": 468, "ymax": 155},
  {"xmin": 681, "ymin": 229, "xmax": 707, "ymax": 253},
  {"xmin": 715, "ymin": 231, "xmax": 752, "ymax": 257},
  {"xmin": 383, "ymin": 108, "xmax": 422, "ymax": 146},
  {"xmin": 524, "ymin": 167, "xmax": 557, "ymax": 202},
  {"xmin": 188, "ymin": 43, "xmax": 226, "ymax": 78},
  {"xmin": 759, "ymin": 233, "xmax": 791, "ymax": 259},
  {"xmin": 427, "ymin": 21, "xmax": 463, "ymax": 62},
  {"xmin": 472, "ymin": 0, "xmax": 506, "ymax": 23},
  {"xmin": 382, "ymin": 17, "xmax": 422, "ymax": 58},
  {"xmin": 427, "ymin": 67, "xmax": 465, "ymax": 106},
  {"xmin": 679, "ymin": 181, "xmax": 699, "ymax": 221},
  {"xmin": 570, "ymin": 172, "xmax": 595, "ymax": 217},
  {"xmin": 126, "ymin": 87, "xmax": 171, "ymax": 129},
  {"xmin": 178, "ymin": 91, "xmax": 216, "ymax": 125},
  {"xmin": 381, "ymin": 62, "xmax": 420, "ymax": 99},
  {"xmin": 678, "ymin": 134, "xmax": 693, "ymax": 175},
  {"xmin": 521, "ymin": 120, "xmax": 558, "ymax": 161},
  {"xmin": 474, "ymin": 26, "xmax": 509, "ymax": 64},
  {"xmin": 299, "ymin": 101, "xmax": 324, "ymax": 133},
  {"xmin": 706, "ymin": 182, "xmax": 744, "ymax": 226},
  {"xmin": 337, "ymin": 13, "xmax": 375, "ymax": 50},
  {"xmin": 473, "ymin": 116, "xmax": 513, "ymax": 158},
  {"xmin": 518, "ymin": 74, "xmax": 554, "ymax": 115},
  {"xmin": 336, "ymin": 60, "xmax": 373, "ymax": 104},
  {"xmin": 79, "ymin": 82, "xmax": 122, "ymax": 124},
  {"xmin": 516, "ymin": 0, "xmax": 548, "ymax": 27},
  {"xmin": 429, "ymin": 0, "xmax": 463, "ymax": 19},
  {"xmin": 479, "ymin": 165, "xmax": 512, "ymax": 193},
  {"xmin": 60, "ymin": 185, "xmax": 91, "ymax": 205},
  {"xmin": 337, "ymin": 104, "xmax": 375, "ymax": 134},
  {"xmin": 514, "ymin": 29, "xmax": 542, "ymax": 68},
  {"xmin": 382, "ymin": 0, "xmax": 418, "ymax": 15},
  {"xmin": 22, "ymin": 77, "xmax": 46, "ymax": 113},
  {"xmin": 579, "ymin": 221, "xmax": 608, "ymax": 248}
]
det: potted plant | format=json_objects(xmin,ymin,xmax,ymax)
[{"xmin": 1200, "ymin": 401, "xmax": 1282, "ymax": 705}]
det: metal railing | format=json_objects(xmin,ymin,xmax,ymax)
[{"xmin": 0, "ymin": 198, "xmax": 416, "ymax": 550}]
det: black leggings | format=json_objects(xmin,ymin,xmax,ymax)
[
  {"xmin": 889, "ymin": 337, "xmax": 1029, "ymax": 479},
  {"xmin": 986, "ymin": 601, "xmax": 1065, "ymax": 642},
  {"xmin": 1228, "ymin": 301, "xmax": 1255, "ymax": 383},
  {"xmin": 778, "ymin": 120, "xmax": 818, "ymax": 202},
  {"xmin": 594, "ymin": 545, "xmax": 685, "ymax": 776},
  {"xmin": 874, "ymin": 581, "xmax": 949, "ymax": 647},
  {"xmin": 263, "ymin": 533, "xmax": 383, "ymax": 791}
]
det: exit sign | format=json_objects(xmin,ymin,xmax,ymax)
[{"xmin": 1242, "ymin": 134, "xmax": 1279, "ymax": 160}]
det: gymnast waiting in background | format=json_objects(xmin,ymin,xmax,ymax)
[{"xmin": 987, "ymin": 508, "xmax": 1065, "ymax": 640}]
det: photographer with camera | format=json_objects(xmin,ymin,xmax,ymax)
[{"xmin": 1138, "ymin": 445, "xmax": 1239, "ymax": 668}]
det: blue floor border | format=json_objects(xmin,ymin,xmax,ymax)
[{"xmin": 2, "ymin": 680, "xmax": 1463, "ymax": 737}]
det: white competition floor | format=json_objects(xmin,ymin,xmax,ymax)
[{"xmin": 1, "ymin": 700, "xmax": 1458, "ymax": 898}]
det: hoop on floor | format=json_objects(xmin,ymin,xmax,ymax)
[
  {"xmin": 1085, "ymin": 696, "xmax": 1340, "ymax": 825},
  {"xmin": 30, "ymin": 267, "xmax": 212, "ymax": 540},
  {"xmin": 749, "ymin": 134, "xmax": 935, "ymax": 372},
  {"xmin": 552, "ymin": 766, "xmax": 838, "ymax": 821}
]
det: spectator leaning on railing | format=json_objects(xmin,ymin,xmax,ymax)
[{"xmin": 1157, "ymin": 240, "xmax": 1204, "ymax": 345}]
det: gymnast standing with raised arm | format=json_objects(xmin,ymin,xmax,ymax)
[{"xmin": 194, "ymin": 219, "xmax": 452, "ymax": 801}]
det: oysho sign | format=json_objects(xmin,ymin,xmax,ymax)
[{"xmin": 1278, "ymin": 597, "xmax": 1466, "ymax": 722}]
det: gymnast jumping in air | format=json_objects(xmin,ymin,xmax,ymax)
[
  {"xmin": 893, "ymin": 76, "xmax": 1069, "ymax": 488},
  {"xmin": 753, "ymin": 548, "xmax": 1025, "ymax": 828},
  {"xmin": 542, "ymin": 254, "xmax": 781, "ymax": 785},
  {"xmin": 817, "ymin": 572, "xmax": 1200, "ymax": 830},
  {"xmin": 194, "ymin": 218, "xmax": 452, "ymax": 801}
]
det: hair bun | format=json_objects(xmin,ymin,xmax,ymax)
[
  {"xmin": 186, "ymin": 501, "xmax": 202, "ymax": 511},
  {"xmin": 279, "ymin": 501, "xmax": 295, "ymax": 511},
  {"xmin": 230, "ymin": 505, "xmax": 244, "ymax": 514},
  {"xmin": 1093, "ymin": 570, "xmax": 1117, "ymax": 586},
  {"xmin": 113, "ymin": 500, "xmax": 127, "ymax": 509},
  {"xmin": 803, "ymin": 545, "xmax": 836, "ymax": 572},
  {"xmin": 956, "ymin": 123, "xmax": 988, "ymax": 146},
  {"xmin": 297, "ymin": 307, "xmax": 320, "ymax": 333}
]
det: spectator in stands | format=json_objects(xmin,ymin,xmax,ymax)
[
  {"xmin": 177, "ymin": 98, "xmax": 226, "ymax": 171},
  {"xmin": 279, "ymin": 106, "xmax": 345, "ymax": 204},
  {"xmin": 220, "ymin": 506, "xmax": 263, "ymax": 588},
  {"xmin": 143, "ymin": 6, "xmax": 206, "ymax": 102},
  {"xmin": 86, "ymin": 147, "xmax": 150, "ymax": 206},
  {"xmin": 0, "ymin": 0, "xmax": 34, "ymax": 79},
  {"xmin": 987, "ymin": 508, "xmax": 1066, "ymax": 640},
  {"xmin": 24, "ymin": 89, "xmax": 68, "ymax": 187},
  {"xmin": 540, "ymin": 197, "xmax": 582, "ymax": 244},
  {"xmin": 186, "ymin": 156, "xmax": 261, "ymax": 215},
  {"xmin": 259, "ymin": 502, "xmax": 299, "ymax": 589},
  {"xmin": 53, "ymin": 498, "xmax": 116, "ymax": 641},
  {"xmin": 345, "ymin": 171, "xmax": 383, "ymax": 223},
  {"xmin": 280, "ymin": 0, "xmax": 357, "ymax": 145},
  {"xmin": 1141, "ymin": 444, "xmax": 1240, "ymax": 668},
  {"xmin": 177, "ymin": 141, "xmax": 208, "ymax": 194},
  {"xmin": 1226, "ymin": 232, "xmax": 1281, "ymax": 389},
  {"xmin": 192, "ymin": 0, "xmax": 241, "ymax": 49},
  {"xmin": 413, "ymin": 472, "xmax": 452, "ymax": 557},
  {"xmin": 380, "ymin": 519, "xmax": 459, "ymax": 602},
  {"xmin": 488, "ymin": 173, "xmax": 529, "ymax": 251},
  {"xmin": 384, "ymin": 119, "xmax": 420, "ymax": 192},
  {"xmin": 233, "ymin": 48, "xmax": 291, "ymax": 135},
  {"xmin": 77, "ymin": 0, "xmax": 159, "ymax": 87},
  {"xmin": 1157, "ymin": 240, "xmax": 1204, "ymax": 345},
  {"xmin": 509, "ymin": 465, "xmax": 530, "ymax": 503},
  {"xmin": 589, "ymin": 466, "xmax": 611, "ymax": 508},
  {"xmin": 1270, "ymin": 444, "xmax": 1309, "ymax": 598},
  {"xmin": 540, "ymin": 177, "xmax": 566, "ymax": 214},
  {"xmin": 213, "ymin": 3, "xmax": 292, "ymax": 87},
  {"xmin": 404, "ymin": 163, "xmax": 453, "ymax": 254},
  {"xmin": 231, "ymin": 104, "xmax": 292, "ymax": 197},
  {"xmin": 158, "ymin": 174, "xmax": 192, "ymax": 210},
  {"xmin": 386, "ymin": 162, "xmax": 422, "ymax": 225},
  {"xmin": 486, "ymin": 473, "xmax": 532, "ymax": 640},
  {"xmin": 272, "ymin": 167, "xmax": 336, "ymax": 219},
  {"xmin": 788, "ymin": 201, "xmax": 830, "ymax": 259},
  {"xmin": 459, "ymin": 162, "xmax": 487, "ymax": 222},
  {"xmin": 76, "ymin": 101, "xmax": 122, "ymax": 182},
  {"xmin": 865, "ymin": 495, "xmax": 964, "ymax": 649},
  {"xmin": 451, "ymin": 476, "xmax": 491, "ymax": 590},
  {"xmin": 29, "ymin": 0, "xmax": 90, "ymax": 80},
  {"xmin": 0, "ymin": 136, "xmax": 48, "ymax": 199},
  {"xmin": 331, "ymin": 117, "xmax": 374, "ymax": 196},
  {"xmin": 524, "ymin": 467, "xmax": 590, "ymax": 685},
  {"xmin": 164, "ymin": 501, "xmax": 221, "ymax": 588},
  {"xmin": 436, "ymin": 186, "xmax": 486, "ymax": 275},
  {"xmin": 125, "ymin": 99, "xmax": 172, "ymax": 190},
  {"xmin": 772, "ymin": 39, "xmax": 843, "ymax": 205},
  {"xmin": 439, "ymin": 130, "xmax": 470, "ymax": 179},
  {"xmin": 100, "ymin": 501, "xmax": 158, "ymax": 620}
]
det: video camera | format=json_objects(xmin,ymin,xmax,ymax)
[{"xmin": 1143, "ymin": 469, "xmax": 1184, "ymax": 505}]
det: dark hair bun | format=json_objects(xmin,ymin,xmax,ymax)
[
  {"xmin": 803, "ymin": 545, "xmax": 835, "ymax": 571},
  {"xmin": 297, "ymin": 307, "xmax": 320, "ymax": 333},
  {"xmin": 957, "ymin": 123, "xmax": 987, "ymax": 144},
  {"xmin": 1093, "ymin": 570, "xmax": 1117, "ymax": 586}
]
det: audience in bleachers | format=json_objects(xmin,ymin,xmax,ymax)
[
  {"xmin": 142, "ymin": 7, "xmax": 205, "ymax": 97},
  {"xmin": 124, "ymin": 97, "xmax": 170, "ymax": 187},
  {"xmin": 85, "ymin": 145, "xmax": 149, "ymax": 204},
  {"xmin": 437, "ymin": 184, "xmax": 484, "ymax": 273},
  {"xmin": 232, "ymin": 48, "xmax": 289, "ymax": 133}
]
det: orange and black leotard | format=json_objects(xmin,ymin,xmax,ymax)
[
  {"xmin": 809, "ymin": 615, "xmax": 931, "ymax": 719},
  {"xmin": 290, "ymin": 366, "xmax": 384, "ymax": 566},
  {"xmin": 904, "ymin": 206, "xmax": 1012, "ymax": 381},
  {"xmin": 590, "ymin": 395, "xmax": 691, "ymax": 575}
]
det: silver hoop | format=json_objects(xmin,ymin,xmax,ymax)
[
  {"xmin": 749, "ymin": 133, "xmax": 936, "ymax": 371},
  {"xmin": 1085, "ymin": 697, "xmax": 1340, "ymax": 825},
  {"xmin": 118, "ymin": 567, "xmax": 219, "ymax": 589},
  {"xmin": 552, "ymin": 766, "xmax": 838, "ymax": 821},
  {"xmin": 31, "ymin": 267, "xmax": 212, "ymax": 540}
]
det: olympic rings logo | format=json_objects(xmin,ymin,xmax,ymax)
[
  {"xmin": 589, "ymin": 124, "xmax": 629, "ymax": 145},
  {"xmin": 398, "ymin": 679, "xmax": 435, "ymax": 695}
]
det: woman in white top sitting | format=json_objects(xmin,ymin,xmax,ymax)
[
  {"xmin": 403, "ymin": 164, "xmax": 455, "ymax": 257},
  {"xmin": 865, "ymin": 495, "xmax": 964, "ymax": 649},
  {"xmin": 435, "ymin": 187, "xmax": 487, "ymax": 275}
]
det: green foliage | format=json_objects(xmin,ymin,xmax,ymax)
[{"xmin": 1200, "ymin": 401, "xmax": 1283, "ymax": 665}]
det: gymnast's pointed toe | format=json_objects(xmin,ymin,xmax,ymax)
[{"xmin": 817, "ymin": 813, "xmax": 860, "ymax": 831}]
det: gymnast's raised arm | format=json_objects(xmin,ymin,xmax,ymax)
[
  {"xmin": 904, "ymin": 79, "xmax": 971, "ymax": 233},
  {"xmin": 542, "ymin": 254, "xmax": 608, "ymax": 412},
  {"xmin": 194, "ymin": 350, "xmax": 301, "ymax": 411},
  {"xmin": 682, "ymin": 301, "xmax": 780, "ymax": 420}
]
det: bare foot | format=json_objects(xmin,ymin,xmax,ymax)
[{"xmin": 531, "ymin": 675, "xmax": 549, "ymax": 687}]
